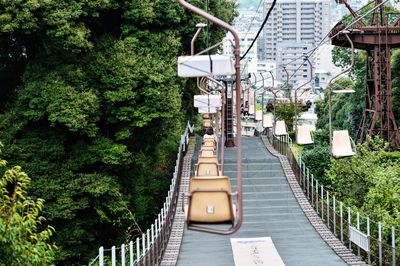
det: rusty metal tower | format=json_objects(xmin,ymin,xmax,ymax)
[{"xmin": 330, "ymin": 0, "xmax": 400, "ymax": 149}]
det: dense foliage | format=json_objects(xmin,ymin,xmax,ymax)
[
  {"xmin": 0, "ymin": 144, "xmax": 56, "ymax": 265},
  {"xmin": 301, "ymin": 19, "xmax": 400, "ymax": 241},
  {"xmin": 0, "ymin": 0, "xmax": 236, "ymax": 264},
  {"xmin": 327, "ymin": 138, "xmax": 400, "ymax": 242}
]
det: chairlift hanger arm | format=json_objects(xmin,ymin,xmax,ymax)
[{"xmin": 328, "ymin": 33, "xmax": 354, "ymax": 154}]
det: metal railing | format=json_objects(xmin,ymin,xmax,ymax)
[
  {"xmin": 89, "ymin": 122, "xmax": 194, "ymax": 266},
  {"xmin": 271, "ymin": 134, "xmax": 400, "ymax": 266}
]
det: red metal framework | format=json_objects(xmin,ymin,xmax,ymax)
[{"xmin": 330, "ymin": 0, "xmax": 400, "ymax": 149}]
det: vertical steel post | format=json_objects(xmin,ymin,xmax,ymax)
[
  {"xmin": 327, "ymin": 191, "xmax": 330, "ymax": 228},
  {"xmin": 367, "ymin": 217, "xmax": 371, "ymax": 265},
  {"xmin": 136, "ymin": 238, "xmax": 140, "ymax": 265},
  {"xmin": 121, "ymin": 244, "xmax": 126, "ymax": 266},
  {"xmin": 392, "ymin": 226, "xmax": 395, "ymax": 266},
  {"xmin": 379, "ymin": 222, "xmax": 382, "ymax": 266},
  {"xmin": 340, "ymin": 202, "xmax": 343, "ymax": 242},
  {"xmin": 142, "ymin": 233, "xmax": 146, "ymax": 262},
  {"xmin": 151, "ymin": 225, "xmax": 154, "ymax": 265},
  {"xmin": 321, "ymin": 185, "xmax": 324, "ymax": 220},
  {"xmin": 311, "ymin": 174, "xmax": 314, "ymax": 206},
  {"xmin": 333, "ymin": 196, "xmax": 336, "ymax": 236},
  {"xmin": 357, "ymin": 212, "xmax": 360, "ymax": 257},
  {"xmin": 348, "ymin": 208, "xmax": 351, "ymax": 250},
  {"xmin": 99, "ymin": 247, "xmax": 104, "ymax": 266},
  {"xmin": 112, "ymin": 246, "xmax": 116, "ymax": 266},
  {"xmin": 307, "ymin": 168, "xmax": 310, "ymax": 199},
  {"xmin": 316, "ymin": 180, "xmax": 319, "ymax": 214},
  {"xmin": 130, "ymin": 241, "xmax": 134, "ymax": 266},
  {"xmin": 302, "ymin": 162, "xmax": 306, "ymax": 190},
  {"xmin": 299, "ymin": 154, "xmax": 302, "ymax": 182}
]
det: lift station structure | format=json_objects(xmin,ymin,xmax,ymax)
[{"xmin": 330, "ymin": 0, "xmax": 400, "ymax": 149}]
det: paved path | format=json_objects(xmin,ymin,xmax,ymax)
[{"xmin": 176, "ymin": 137, "xmax": 347, "ymax": 266}]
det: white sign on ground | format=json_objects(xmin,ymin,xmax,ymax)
[{"xmin": 230, "ymin": 237, "xmax": 286, "ymax": 266}]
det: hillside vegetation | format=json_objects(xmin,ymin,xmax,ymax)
[{"xmin": 0, "ymin": 1, "xmax": 236, "ymax": 264}]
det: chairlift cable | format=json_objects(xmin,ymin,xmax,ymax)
[
  {"xmin": 242, "ymin": 0, "xmax": 265, "ymax": 41},
  {"xmin": 240, "ymin": 0, "xmax": 277, "ymax": 61}
]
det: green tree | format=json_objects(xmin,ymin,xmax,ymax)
[
  {"xmin": 0, "ymin": 1, "xmax": 237, "ymax": 264},
  {"xmin": 275, "ymin": 101, "xmax": 295, "ymax": 131},
  {"xmin": 0, "ymin": 144, "xmax": 56, "ymax": 266}
]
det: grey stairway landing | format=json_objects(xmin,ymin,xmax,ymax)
[{"xmin": 176, "ymin": 137, "xmax": 347, "ymax": 266}]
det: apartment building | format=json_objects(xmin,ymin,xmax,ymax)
[{"xmin": 263, "ymin": 0, "xmax": 330, "ymax": 88}]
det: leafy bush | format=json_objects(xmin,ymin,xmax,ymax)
[{"xmin": 0, "ymin": 144, "xmax": 56, "ymax": 266}]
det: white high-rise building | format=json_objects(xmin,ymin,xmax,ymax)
[{"xmin": 263, "ymin": 0, "xmax": 330, "ymax": 88}]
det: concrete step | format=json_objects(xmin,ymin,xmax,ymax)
[{"xmin": 226, "ymin": 170, "xmax": 285, "ymax": 178}]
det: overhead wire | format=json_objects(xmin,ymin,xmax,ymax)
[
  {"xmin": 240, "ymin": 0, "xmax": 277, "ymax": 60},
  {"xmin": 242, "ymin": 0, "xmax": 265, "ymax": 41}
]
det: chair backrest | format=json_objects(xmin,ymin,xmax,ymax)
[
  {"xmin": 203, "ymin": 134, "xmax": 215, "ymax": 140},
  {"xmin": 188, "ymin": 176, "xmax": 233, "ymax": 223},
  {"xmin": 203, "ymin": 114, "xmax": 210, "ymax": 119},
  {"xmin": 263, "ymin": 114, "xmax": 274, "ymax": 128},
  {"xmin": 196, "ymin": 162, "xmax": 219, "ymax": 176},
  {"xmin": 203, "ymin": 140, "xmax": 215, "ymax": 147},
  {"xmin": 296, "ymin": 125, "xmax": 314, "ymax": 145},
  {"xmin": 249, "ymin": 103, "xmax": 255, "ymax": 115},
  {"xmin": 275, "ymin": 120, "xmax": 288, "ymax": 136},
  {"xmin": 197, "ymin": 156, "xmax": 219, "ymax": 164},
  {"xmin": 332, "ymin": 130, "xmax": 356, "ymax": 158},
  {"xmin": 203, "ymin": 119, "xmax": 212, "ymax": 128},
  {"xmin": 199, "ymin": 150, "xmax": 215, "ymax": 157},
  {"xmin": 201, "ymin": 146, "xmax": 215, "ymax": 152},
  {"xmin": 255, "ymin": 110, "xmax": 263, "ymax": 121}
]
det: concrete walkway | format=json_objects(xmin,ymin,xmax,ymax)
[{"xmin": 177, "ymin": 137, "xmax": 347, "ymax": 266}]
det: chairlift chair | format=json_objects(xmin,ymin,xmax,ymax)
[
  {"xmin": 195, "ymin": 162, "xmax": 221, "ymax": 176},
  {"xmin": 197, "ymin": 156, "xmax": 219, "ymax": 164},
  {"xmin": 185, "ymin": 176, "xmax": 236, "ymax": 224},
  {"xmin": 255, "ymin": 110, "xmax": 262, "ymax": 121},
  {"xmin": 331, "ymin": 130, "xmax": 356, "ymax": 158},
  {"xmin": 296, "ymin": 125, "xmax": 314, "ymax": 145},
  {"xmin": 274, "ymin": 120, "xmax": 288, "ymax": 136},
  {"xmin": 263, "ymin": 113, "xmax": 274, "ymax": 128},
  {"xmin": 203, "ymin": 140, "xmax": 216, "ymax": 147},
  {"xmin": 203, "ymin": 119, "xmax": 212, "ymax": 128},
  {"xmin": 199, "ymin": 149, "xmax": 215, "ymax": 158},
  {"xmin": 203, "ymin": 138, "xmax": 216, "ymax": 145},
  {"xmin": 178, "ymin": 55, "xmax": 235, "ymax": 77}
]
